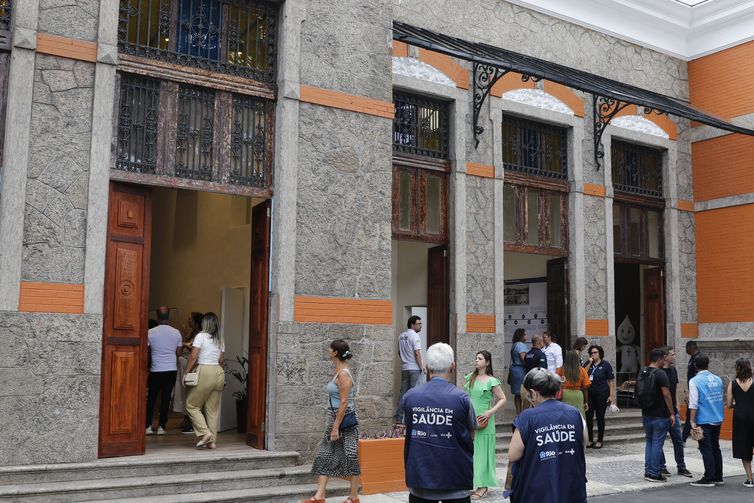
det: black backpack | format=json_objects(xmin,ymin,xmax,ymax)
[{"xmin": 635, "ymin": 367, "xmax": 658, "ymax": 409}]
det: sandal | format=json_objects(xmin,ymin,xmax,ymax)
[
  {"xmin": 586, "ymin": 442, "xmax": 595, "ymax": 448},
  {"xmin": 343, "ymin": 498, "xmax": 361, "ymax": 503},
  {"xmin": 300, "ymin": 498, "xmax": 325, "ymax": 503},
  {"xmin": 206, "ymin": 442, "xmax": 217, "ymax": 449},
  {"xmin": 196, "ymin": 433, "xmax": 212, "ymax": 448},
  {"xmin": 594, "ymin": 441, "xmax": 603, "ymax": 449},
  {"xmin": 471, "ymin": 488, "xmax": 489, "ymax": 499}
]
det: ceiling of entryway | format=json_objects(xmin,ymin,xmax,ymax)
[{"xmin": 506, "ymin": 0, "xmax": 754, "ymax": 59}]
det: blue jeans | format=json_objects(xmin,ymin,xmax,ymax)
[
  {"xmin": 394, "ymin": 369, "xmax": 423, "ymax": 423},
  {"xmin": 661, "ymin": 411, "xmax": 686, "ymax": 471},
  {"xmin": 697, "ymin": 424, "xmax": 723, "ymax": 482},
  {"xmin": 643, "ymin": 416, "xmax": 671, "ymax": 477}
]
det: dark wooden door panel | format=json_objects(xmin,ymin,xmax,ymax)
[
  {"xmin": 247, "ymin": 200, "xmax": 271, "ymax": 449},
  {"xmin": 547, "ymin": 257, "xmax": 570, "ymax": 348},
  {"xmin": 99, "ymin": 183, "xmax": 152, "ymax": 458},
  {"xmin": 427, "ymin": 246, "xmax": 449, "ymax": 347},
  {"xmin": 643, "ymin": 267, "xmax": 665, "ymax": 364}
]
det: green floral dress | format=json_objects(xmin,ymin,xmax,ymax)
[{"xmin": 465, "ymin": 373, "xmax": 501, "ymax": 488}]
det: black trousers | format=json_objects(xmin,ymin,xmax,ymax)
[
  {"xmin": 586, "ymin": 390, "xmax": 609, "ymax": 443},
  {"xmin": 146, "ymin": 370, "xmax": 177, "ymax": 428},
  {"xmin": 409, "ymin": 495, "xmax": 470, "ymax": 503}
]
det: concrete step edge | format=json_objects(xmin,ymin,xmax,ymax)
[{"xmin": 0, "ymin": 465, "xmax": 315, "ymax": 497}]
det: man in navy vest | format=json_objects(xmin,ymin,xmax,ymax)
[
  {"xmin": 402, "ymin": 342, "xmax": 478, "ymax": 503},
  {"xmin": 688, "ymin": 354, "xmax": 725, "ymax": 487}
]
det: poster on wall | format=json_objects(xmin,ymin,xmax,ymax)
[{"xmin": 503, "ymin": 278, "xmax": 548, "ymax": 356}]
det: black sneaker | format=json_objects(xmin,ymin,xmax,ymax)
[
  {"xmin": 690, "ymin": 478, "xmax": 715, "ymax": 487},
  {"xmin": 644, "ymin": 473, "xmax": 667, "ymax": 483},
  {"xmin": 743, "ymin": 479, "xmax": 754, "ymax": 488},
  {"xmin": 678, "ymin": 468, "xmax": 693, "ymax": 478},
  {"xmin": 181, "ymin": 426, "xmax": 195, "ymax": 435},
  {"xmin": 714, "ymin": 480, "xmax": 724, "ymax": 486},
  {"xmin": 661, "ymin": 468, "xmax": 671, "ymax": 476}
]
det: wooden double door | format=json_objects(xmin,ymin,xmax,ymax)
[{"xmin": 98, "ymin": 182, "xmax": 271, "ymax": 458}]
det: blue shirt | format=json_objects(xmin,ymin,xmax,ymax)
[
  {"xmin": 327, "ymin": 369, "xmax": 355, "ymax": 409},
  {"xmin": 511, "ymin": 342, "xmax": 529, "ymax": 367},
  {"xmin": 511, "ymin": 400, "xmax": 587, "ymax": 503},
  {"xmin": 689, "ymin": 370, "xmax": 724, "ymax": 425},
  {"xmin": 587, "ymin": 360, "xmax": 614, "ymax": 397}
]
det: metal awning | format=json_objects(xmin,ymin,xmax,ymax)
[{"xmin": 393, "ymin": 21, "xmax": 754, "ymax": 166}]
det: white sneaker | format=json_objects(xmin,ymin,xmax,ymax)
[
  {"xmin": 146, "ymin": 427, "xmax": 154, "ymax": 435},
  {"xmin": 157, "ymin": 426, "xmax": 166, "ymax": 435}
]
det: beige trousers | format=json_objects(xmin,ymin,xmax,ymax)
[{"xmin": 186, "ymin": 365, "xmax": 225, "ymax": 442}]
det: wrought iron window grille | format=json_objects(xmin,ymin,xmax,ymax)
[
  {"xmin": 176, "ymin": 84, "xmax": 215, "ymax": 181},
  {"xmin": 118, "ymin": 0, "xmax": 278, "ymax": 83},
  {"xmin": 230, "ymin": 94, "xmax": 272, "ymax": 187},
  {"xmin": 117, "ymin": 74, "xmax": 161, "ymax": 174},
  {"xmin": 393, "ymin": 91, "xmax": 449, "ymax": 159},
  {"xmin": 501, "ymin": 116, "xmax": 567, "ymax": 180},
  {"xmin": 611, "ymin": 140, "xmax": 663, "ymax": 198},
  {"xmin": 0, "ymin": 0, "xmax": 12, "ymax": 50}
]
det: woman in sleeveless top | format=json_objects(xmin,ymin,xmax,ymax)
[
  {"xmin": 727, "ymin": 358, "xmax": 754, "ymax": 487},
  {"xmin": 184, "ymin": 312, "xmax": 225, "ymax": 449},
  {"xmin": 556, "ymin": 350, "xmax": 590, "ymax": 420},
  {"xmin": 509, "ymin": 329, "xmax": 529, "ymax": 415},
  {"xmin": 304, "ymin": 339, "xmax": 361, "ymax": 503}
]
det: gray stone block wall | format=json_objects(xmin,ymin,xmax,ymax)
[
  {"xmin": 38, "ymin": 0, "xmax": 100, "ymax": 42},
  {"xmin": 0, "ymin": 312, "xmax": 102, "ymax": 465},
  {"xmin": 22, "ymin": 55, "xmax": 94, "ymax": 283},
  {"xmin": 678, "ymin": 211, "xmax": 697, "ymax": 323},
  {"xmin": 465, "ymin": 176, "xmax": 495, "ymax": 313},
  {"xmin": 584, "ymin": 196, "xmax": 607, "ymax": 319}
]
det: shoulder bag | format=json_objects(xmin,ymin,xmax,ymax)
[{"xmin": 184, "ymin": 367, "xmax": 199, "ymax": 387}]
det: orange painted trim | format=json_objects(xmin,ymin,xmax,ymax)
[
  {"xmin": 642, "ymin": 111, "xmax": 678, "ymax": 140},
  {"xmin": 299, "ymin": 85, "xmax": 395, "ymax": 119},
  {"xmin": 586, "ymin": 319, "xmax": 609, "ymax": 337},
  {"xmin": 358, "ymin": 438, "xmax": 407, "ymax": 495},
  {"xmin": 681, "ymin": 323, "xmax": 699, "ymax": 339},
  {"xmin": 19, "ymin": 282, "xmax": 85, "ymax": 314},
  {"xmin": 293, "ymin": 295, "xmax": 392, "ymax": 325},
  {"xmin": 466, "ymin": 313, "xmax": 496, "ymax": 333},
  {"xmin": 491, "ymin": 72, "xmax": 535, "ymax": 97},
  {"xmin": 543, "ymin": 81, "xmax": 584, "ymax": 117},
  {"xmin": 466, "ymin": 162, "xmax": 495, "ymax": 178},
  {"xmin": 418, "ymin": 48, "xmax": 470, "ymax": 89},
  {"xmin": 583, "ymin": 183, "xmax": 606, "ymax": 197},
  {"xmin": 677, "ymin": 200, "xmax": 694, "ymax": 212},
  {"xmin": 36, "ymin": 33, "xmax": 97, "ymax": 63},
  {"xmin": 613, "ymin": 104, "xmax": 638, "ymax": 119},
  {"xmin": 392, "ymin": 40, "xmax": 409, "ymax": 58}
]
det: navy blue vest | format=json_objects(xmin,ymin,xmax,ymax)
[
  {"xmin": 511, "ymin": 400, "xmax": 587, "ymax": 503},
  {"xmin": 403, "ymin": 377, "xmax": 474, "ymax": 491}
]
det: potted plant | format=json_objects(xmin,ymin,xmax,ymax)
[
  {"xmin": 358, "ymin": 427, "xmax": 407, "ymax": 494},
  {"xmin": 227, "ymin": 355, "xmax": 248, "ymax": 433}
]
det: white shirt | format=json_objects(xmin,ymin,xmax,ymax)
[
  {"xmin": 147, "ymin": 324, "xmax": 182, "ymax": 372},
  {"xmin": 398, "ymin": 329, "xmax": 422, "ymax": 371},
  {"xmin": 193, "ymin": 332, "xmax": 225, "ymax": 365},
  {"xmin": 543, "ymin": 342, "xmax": 563, "ymax": 373}
]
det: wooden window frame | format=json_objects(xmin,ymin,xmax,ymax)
[
  {"xmin": 613, "ymin": 202, "xmax": 665, "ymax": 264},
  {"xmin": 391, "ymin": 156, "xmax": 449, "ymax": 244}
]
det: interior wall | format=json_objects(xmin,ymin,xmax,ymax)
[{"xmin": 504, "ymin": 252, "xmax": 548, "ymax": 280}]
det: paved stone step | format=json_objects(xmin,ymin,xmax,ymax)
[
  {"xmin": 0, "ymin": 465, "xmax": 320, "ymax": 503},
  {"xmin": 0, "ymin": 450, "xmax": 300, "ymax": 485},
  {"xmin": 83, "ymin": 482, "xmax": 351, "ymax": 503}
]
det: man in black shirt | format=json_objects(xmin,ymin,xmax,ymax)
[
  {"xmin": 683, "ymin": 340, "xmax": 700, "ymax": 442},
  {"xmin": 659, "ymin": 346, "xmax": 692, "ymax": 478},
  {"xmin": 524, "ymin": 334, "xmax": 548, "ymax": 373},
  {"xmin": 641, "ymin": 348, "xmax": 676, "ymax": 483}
]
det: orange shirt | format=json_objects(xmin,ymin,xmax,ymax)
[{"xmin": 557, "ymin": 367, "xmax": 591, "ymax": 390}]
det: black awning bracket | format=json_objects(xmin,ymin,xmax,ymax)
[{"xmin": 473, "ymin": 63, "xmax": 509, "ymax": 148}]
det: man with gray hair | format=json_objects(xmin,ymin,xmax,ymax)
[{"xmin": 401, "ymin": 342, "xmax": 478, "ymax": 502}]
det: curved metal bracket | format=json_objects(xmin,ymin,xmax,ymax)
[
  {"xmin": 593, "ymin": 95, "xmax": 631, "ymax": 170},
  {"xmin": 472, "ymin": 63, "xmax": 508, "ymax": 148}
]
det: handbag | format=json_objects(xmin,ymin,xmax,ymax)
[
  {"xmin": 329, "ymin": 394, "xmax": 358, "ymax": 432},
  {"xmin": 183, "ymin": 368, "xmax": 199, "ymax": 387}
]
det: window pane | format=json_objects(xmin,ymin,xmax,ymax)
[
  {"xmin": 124, "ymin": 0, "xmax": 169, "ymax": 51},
  {"xmin": 176, "ymin": 85, "xmax": 214, "ymax": 181},
  {"xmin": 501, "ymin": 116, "xmax": 567, "ymax": 179},
  {"xmin": 549, "ymin": 194, "xmax": 562, "ymax": 248},
  {"xmin": 393, "ymin": 92, "xmax": 449, "ymax": 159},
  {"xmin": 425, "ymin": 175, "xmax": 442, "ymax": 234},
  {"xmin": 611, "ymin": 140, "xmax": 663, "ymax": 198},
  {"xmin": 116, "ymin": 74, "xmax": 161, "ymax": 174},
  {"xmin": 527, "ymin": 190, "xmax": 540, "ymax": 245},
  {"xmin": 648, "ymin": 210, "xmax": 662, "ymax": 258},
  {"xmin": 628, "ymin": 207, "xmax": 641, "ymax": 256},
  {"xmin": 504, "ymin": 186, "xmax": 516, "ymax": 242},
  {"xmin": 613, "ymin": 204, "xmax": 624, "ymax": 255},
  {"xmin": 398, "ymin": 171, "xmax": 412, "ymax": 231},
  {"xmin": 230, "ymin": 95, "xmax": 270, "ymax": 187}
]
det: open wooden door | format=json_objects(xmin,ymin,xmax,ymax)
[
  {"xmin": 246, "ymin": 200, "xmax": 271, "ymax": 449},
  {"xmin": 98, "ymin": 183, "xmax": 152, "ymax": 458},
  {"xmin": 427, "ymin": 245, "xmax": 449, "ymax": 347},
  {"xmin": 547, "ymin": 257, "xmax": 570, "ymax": 348},
  {"xmin": 643, "ymin": 267, "xmax": 665, "ymax": 364}
]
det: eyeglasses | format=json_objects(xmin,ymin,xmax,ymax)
[{"xmin": 590, "ymin": 351, "xmax": 599, "ymax": 354}]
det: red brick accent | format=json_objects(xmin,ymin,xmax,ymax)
[
  {"xmin": 490, "ymin": 72, "xmax": 535, "ymax": 97},
  {"xmin": 586, "ymin": 319, "xmax": 609, "ymax": 337},
  {"xmin": 299, "ymin": 85, "xmax": 395, "ymax": 119},
  {"xmin": 392, "ymin": 41, "xmax": 409, "ymax": 58},
  {"xmin": 543, "ymin": 81, "xmax": 584, "ymax": 117},
  {"xmin": 294, "ymin": 295, "xmax": 392, "ymax": 325},
  {"xmin": 418, "ymin": 48, "xmax": 470, "ymax": 89},
  {"xmin": 19, "ymin": 282, "xmax": 85, "ymax": 314},
  {"xmin": 693, "ymin": 134, "xmax": 754, "ymax": 202},
  {"xmin": 583, "ymin": 183, "xmax": 606, "ymax": 197},
  {"xmin": 466, "ymin": 313, "xmax": 495, "ymax": 333},
  {"xmin": 681, "ymin": 323, "xmax": 699, "ymax": 339},
  {"xmin": 677, "ymin": 200, "xmax": 694, "ymax": 212},
  {"xmin": 36, "ymin": 33, "xmax": 97, "ymax": 62},
  {"xmin": 466, "ymin": 162, "xmax": 495, "ymax": 178}
]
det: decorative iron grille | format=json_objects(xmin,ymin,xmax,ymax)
[
  {"xmin": 611, "ymin": 140, "xmax": 663, "ymax": 198},
  {"xmin": 118, "ymin": 0, "xmax": 278, "ymax": 83},
  {"xmin": 501, "ymin": 116, "xmax": 567, "ymax": 180},
  {"xmin": 176, "ymin": 85, "xmax": 215, "ymax": 180},
  {"xmin": 393, "ymin": 92, "xmax": 449, "ymax": 159},
  {"xmin": 0, "ymin": 0, "xmax": 12, "ymax": 32},
  {"xmin": 230, "ymin": 95, "xmax": 271, "ymax": 187},
  {"xmin": 117, "ymin": 74, "xmax": 161, "ymax": 173}
]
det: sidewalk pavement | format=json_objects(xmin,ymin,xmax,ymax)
[
  {"xmin": 590, "ymin": 475, "xmax": 754, "ymax": 502},
  {"xmin": 319, "ymin": 439, "xmax": 747, "ymax": 502}
]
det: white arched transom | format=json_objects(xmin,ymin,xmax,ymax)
[
  {"xmin": 502, "ymin": 89, "xmax": 574, "ymax": 116},
  {"xmin": 612, "ymin": 115, "xmax": 669, "ymax": 139},
  {"xmin": 392, "ymin": 57, "xmax": 456, "ymax": 88}
]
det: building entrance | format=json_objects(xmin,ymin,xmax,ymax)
[{"xmin": 97, "ymin": 182, "xmax": 271, "ymax": 458}]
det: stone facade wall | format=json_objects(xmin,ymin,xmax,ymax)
[
  {"xmin": 22, "ymin": 55, "xmax": 94, "ymax": 283},
  {"xmin": 38, "ymin": 0, "xmax": 99, "ymax": 42},
  {"xmin": 678, "ymin": 211, "xmax": 697, "ymax": 323},
  {"xmin": 583, "ymin": 197, "xmax": 607, "ymax": 319},
  {"xmin": 0, "ymin": 312, "xmax": 102, "ymax": 465},
  {"xmin": 465, "ymin": 176, "xmax": 495, "ymax": 314}
]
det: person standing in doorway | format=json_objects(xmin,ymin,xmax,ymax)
[
  {"xmin": 726, "ymin": 358, "xmax": 754, "ymax": 488},
  {"xmin": 509, "ymin": 329, "xmax": 529, "ymax": 415},
  {"xmin": 146, "ymin": 306, "xmax": 183, "ymax": 435},
  {"xmin": 175, "ymin": 311, "xmax": 204, "ymax": 434},
  {"xmin": 637, "ymin": 348, "xmax": 675, "ymax": 483},
  {"xmin": 659, "ymin": 346, "xmax": 693, "ymax": 478},
  {"xmin": 688, "ymin": 354, "xmax": 725, "ymax": 487},
  {"xmin": 542, "ymin": 331, "xmax": 563, "ymax": 373},
  {"xmin": 395, "ymin": 315, "xmax": 424, "ymax": 425},
  {"xmin": 683, "ymin": 340, "xmax": 701, "ymax": 442}
]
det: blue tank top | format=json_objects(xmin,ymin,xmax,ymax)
[{"xmin": 327, "ymin": 369, "xmax": 355, "ymax": 408}]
